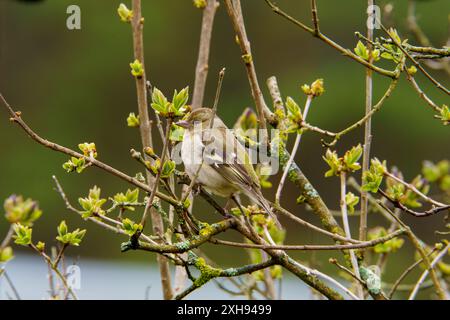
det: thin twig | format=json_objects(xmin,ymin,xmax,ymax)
[
  {"xmin": 225, "ymin": 0, "xmax": 273, "ymax": 132},
  {"xmin": 131, "ymin": 0, "xmax": 173, "ymax": 299},
  {"xmin": 360, "ymin": 0, "xmax": 375, "ymax": 244},
  {"xmin": 340, "ymin": 172, "xmax": 364, "ymax": 298},
  {"xmin": 408, "ymin": 243, "xmax": 450, "ymax": 300},
  {"xmin": 378, "ymin": 201, "xmax": 447, "ymax": 299},
  {"xmin": 139, "ymin": 117, "xmax": 173, "ymax": 228},
  {"xmin": 192, "ymin": 0, "xmax": 219, "ymax": 110},
  {"xmin": 275, "ymin": 95, "xmax": 312, "ymax": 204},
  {"xmin": 379, "ymin": 22, "xmax": 450, "ymax": 95},
  {"xmin": 388, "ymin": 246, "xmax": 438, "ymax": 299},
  {"xmin": 265, "ymin": 0, "xmax": 398, "ymax": 78},
  {"xmin": 272, "ymin": 203, "xmax": 362, "ymax": 244},
  {"xmin": 1, "ymin": 270, "xmax": 21, "ymax": 300},
  {"xmin": 0, "ymin": 94, "xmax": 179, "ymax": 207},
  {"xmin": 210, "ymin": 228, "xmax": 404, "ymax": 251}
]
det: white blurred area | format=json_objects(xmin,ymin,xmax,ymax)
[{"xmin": 0, "ymin": 254, "xmax": 309, "ymax": 300}]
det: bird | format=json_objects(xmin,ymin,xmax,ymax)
[{"xmin": 176, "ymin": 108, "xmax": 281, "ymax": 227}]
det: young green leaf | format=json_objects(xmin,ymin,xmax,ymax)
[{"xmin": 13, "ymin": 223, "xmax": 32, "ymax": 246}]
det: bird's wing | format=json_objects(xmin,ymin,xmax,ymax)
[{"xmin": 202, "ymin": 126, "xmax": 261, "ymax": 192}]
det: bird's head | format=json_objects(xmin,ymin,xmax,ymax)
[{"xmin": 175, "ymin": 108, "xmax": 215, "ymax": 129}]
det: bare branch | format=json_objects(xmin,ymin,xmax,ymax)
[{"xmin": 192, "ymin": 0, "xmax": 219, "ymax": 110}]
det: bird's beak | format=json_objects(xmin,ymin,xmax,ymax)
[{"xmin": 175, "ymin": 120, "xmax": 190, "ymax": 128}]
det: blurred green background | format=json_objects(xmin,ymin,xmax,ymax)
[{"xmin": 0, "ymin": 0, "xmax": 449, "ymax": 297}]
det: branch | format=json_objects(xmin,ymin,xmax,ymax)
[
  {"xmin": 275, "ymin": 95, "xmax": 312, "ymax": 204},
  {"xmin": 360, "ymin": 0, "xmax": 375, "ymax": 244},
  {"xmin": 175, "ymin": 258, "xmax": 276, "ymax": 300},
  {"xmin": 209, "ymin": 228, "xmax": 405, "ymax": 251},
  {"xmin": 122, "ymin": 219, "xmax": 236, "ymax": 254},
  {"xmin": 408, "ymin": 243, "xmax": 450, "ymax": 300},
  {"xmin": 378, "ymin": 201, "xmax": 447, "ymax": 299},
  {"xmin": 0, "ymin": 94, "xmax": 180, "ymax": 208},
  {"xmin": 388, "ymin": 246, "xmax": 438, "ymax": 299},
  {"xmin": 265, "ymin": 0, "xmax": 398, "ymax": 78},
  {"xmin": 380, "ymin": 23, "xmax": 450, "ymax": 95},
  {"xmin": 130, "ymin": 0, "xmax": 173, "ymax": 299},
  {"xmin": 324, "ymin": 79, "xmax": 399, "ymax": 146},
  {"xmin": 224, "ymin": 0, "xmax": 274, "ymax": 131},
  {"xmin": 192, "ymin": 0, "xmax": 219, "ymax": 110},
  {"xmin": 340, "ymin": 172, "xmax": 364, "ymax": 298},
  {"xmin": 379, "ymin": 189, "xmax": 450, "ymax": 218}
]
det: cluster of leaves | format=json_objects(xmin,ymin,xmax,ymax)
[
  {"xmin": 112, "ymin": 188, "xmax": 140, "ymax": 211},
  {"xmin": 345, "ymin": 192, "xmax": 359, "ymax": 214},
  {"xmin": 148, "ymin": 159, "xmax": 176, "ymax": 179},
  {"xmin": 300, "ymin": 78, "xmax": 325, "ymax": 97},
  {"xmin": 368, "ymin": 227, "xmax": 404, "ymax": 254},
  {"xmin": 285, "ymin": 79, "xmax": 325, "ymax": 133},
  {"xmin": 151, "ymin": 87, "xmax": 190, "ymax": 118},
  {"xmin": 121, "ymin": 218, "xmax": 143, "ymax": 236},
  {"xmin": 323, "ymin": 144, "xmax": 363, "ymax": 177},
  {"xmin": 361, "ymin": 158, "xmax": 386, "ymax": 193},
  {"xmin": 422, "ymin": 160, "xmax": 450, "ymax": 192},
  {"xmin": 354, "ymin": 41, "xmax": 380, "ymax": 62},
  {"xmin": 354, "ymin": 28, "xmax": 405, "ymax": 64},
  {"xmin": 2, "ymin": 195, "xmax": 44, "ymax": 263},
  {"xmin": 63, "ymin": 143, "xmax": 97, "ymax": 173},
  {"xmin": 13, "ymin": 223, "xmax": 33, "ymax": 246},
  {"xmin": 438, "ymin": 105, "xmax": 450, "ymax": 126},
  {"xmin": 4, "ymin": 195, "xmax": 42, "ymax": 226},
  {"xmin": 386, "ymin": 173, "xmax": 429, "ymax": 208},
  {"xmin": 78, "ymin": 186, "xmax": 107, "ymax": 219},
  {"xmin": 56, "ymin": 221, "xmax": 86, "ymax": 246}
]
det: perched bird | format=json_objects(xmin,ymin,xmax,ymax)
[{"xmin": 177, "ymin": 108, "xmax": 280, "ymax": 226}]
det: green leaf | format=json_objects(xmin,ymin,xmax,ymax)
[
  {"xmin": 346, "ymin": 192, "xmax": 359, "ymax": 214},
  {"xmin": 285, "ymin": 97, "xmax": 302, "ymax": 120},
  {"xmin": 172, "ymin": 87, "xmax": 189, "ymax": 113},
  {"xmin": 354, "ymin": 41, "xmax": 369, "ymax": 60},
  {"xmin": 57, "ymin": 220, "xmax": 68, "ymax": 237},
  {"xmin": 343, "ymin": 144, "xmax": 362, "ymax": 172},
  {"xmin": 78, "ymin": 142, "xmax": 97, "ymax": 158},
  {"xmin": 126, "ymin": 188, "xmax": 139, "ymax": 203},
  {"xmin": 323, "ymin": 149, "xmax": 340, "ymax": 177},
  {"xmin": 129, "ymin": 59, "xmax": 144, "ymax": 78},
  {"xmin": 78, "ymin": 186, "xmax": 107, "ymax": 219},
  {"xmin": 117, "ymin": 3, "xmax": 133, "ymax": 22},
  {"xmin": 361, "ymin": 172, "xmax": 383, "ymax": 193},
  {"xmin": 121, "ymin": 218, "xmax": 143, "ymax": 236},
  {"xmin": 439, "ymin": 105, "xmax": 450, "ymax": 125},
  {"xmin": 161, "ymin": 160, "xmax": 176, "ymax": 178},
  {"xmin": 13, "ymin": 223, "xmax": 32, "ymax": 246},
  {"xmin": 151, "ymin": 88, "xmax": 170, "ymax": 116},
  {"xmin": 127, "ymin": 113, "xmax": 140, "ymax": 127}
]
